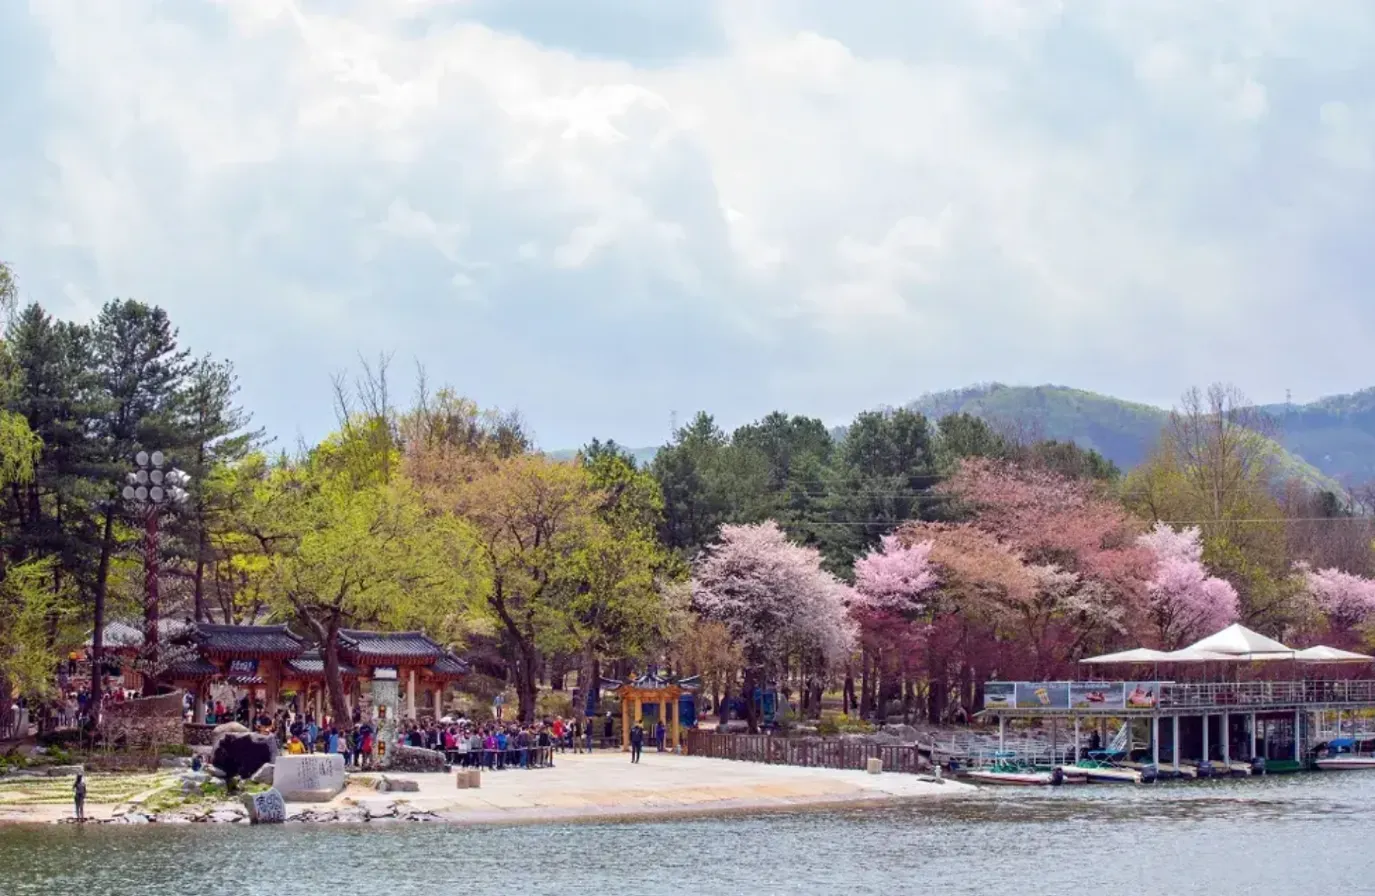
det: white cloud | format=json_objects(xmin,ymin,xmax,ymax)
[{"xmin": 4, "ymin": 0, "xmax": 1375, "ymax": 447}]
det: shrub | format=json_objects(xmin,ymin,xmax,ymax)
[
  {"xmin": 536, "ymin": 691, "xmax": 573, "ymax": 719},
  {"xmin": 38, "ymin": 729, "xmax": 83, "ymax": 749}
]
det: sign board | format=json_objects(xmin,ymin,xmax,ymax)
[
  {"xmin": 1014, "ymin": 681, "xmax": 1070, "ymax": 710},
  {"xmin": 373, "ymin": 666, "xmax": 398, "ymax": 680},
  {"xmin": 1070, "ymin": 682, "xmax": 1125, "ymax": 710},
  {"xmin": 983, "ymin": 682, "xmax": 1015, "ymax": 710},
  {"xmin": 1124, "ymin": 681, "xmax": 1159, "ymax": 709},
  {"xmin": 228, "ymin": 659, "xmax": 258, "ymax": 676}
]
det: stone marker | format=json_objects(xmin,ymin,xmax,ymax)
[
  {"xmin": 455, "ymin": 769, "xmax": 469, "ymax": 789},
  {"xmin": 241, "ymin": 787, "xmax": 287, "ymax": 824},
  {"xmin": 273, "ymin": 753, "xmax": 345, "ymax": 802},
  {"xmin": 866, "ymin": 757, "xmax": 882, "ymax": 775}
]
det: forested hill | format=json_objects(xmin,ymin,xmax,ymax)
[{"xmin": 552, "ymin": 383, "xmax": 1375, "ymax": 487}]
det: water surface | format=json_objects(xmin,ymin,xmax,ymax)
[{"xmin": 4, "ymin": 772, "xmax": 1366, "ymax": 895}]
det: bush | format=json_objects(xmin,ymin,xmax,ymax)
[{"xmin": 816, "ymin": 712, "xmax": 875, "ymax": 736}]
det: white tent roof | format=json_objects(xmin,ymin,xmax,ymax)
[
  {"xmin": 1079, "ymin": 647, "xmax": 1173, "ymax": 664},
  {"xmin": 1183, "ymin": 623, "xmax": 1293, "ymax": 657},
  {"xmin": 1294, "ymin": 645, "xmax": 1374, "ymax": 664}
]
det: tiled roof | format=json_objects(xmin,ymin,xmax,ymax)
[
  {"xmin": 603, "ymin": 672, "xmax": 700, "ymax": 691},
  {"xmin": 163, "ymin": 658, "xmax": 218, "ymax": 680},
  {"xmin": 189, "ymin": 623, "xmax": 305, "ymax": 658},
  {"xmin": 429, "ymin": 653, "xmax": 470, "ymax": 677},
  {"xmin": 286, "ymin": 651, "xmax": 359, "ymax": 679},
  {"xmin": 338, "ymin": 630, "xmax": 444, "ymax": 663}
]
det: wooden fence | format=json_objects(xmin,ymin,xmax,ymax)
[{"xmin": 683, "ymin": 730, "xmax": 928, "ymax": 774}]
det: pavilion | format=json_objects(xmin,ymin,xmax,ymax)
[{"xmin": 604, "ymin": 671, "xmax": 699, "ymax": 752}]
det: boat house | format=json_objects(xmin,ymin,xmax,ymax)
[{"xmin": 981, "ymin": 623, "xmax": 1375, "ymax": 776}]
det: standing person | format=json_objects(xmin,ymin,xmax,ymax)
[
  {"xmin": 73, "ymin": 773, "xmax": 87, "ymax": 822},
  {"xmin": 655, "ymin": 719, "xmax": 666, "ymax": 752},
  {"xmin": 629, "ymin": 722, "xmax": 644, "ymax": 764},
  {"xmin": 572, "ymin": 717, "xmax": 584, "ymax": 754},
  {"xmin": 603, "ymin": 712, "xmax": 614, "ymax": 749}
]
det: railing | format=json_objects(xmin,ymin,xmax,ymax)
[
  {"xmin": 683, "ymin": 730, "xmax": 929, "ymax": 774},
  {"xmin": 1159, "ymin": 680, "xmax": 1375, "ymax": 709}
]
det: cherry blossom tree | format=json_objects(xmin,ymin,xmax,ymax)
[
  {"xmin": 1137, "ymin": 523, "xmax": 1239, "ymax": 648},
  {"xmin": 1302, "ymin": 564, "xmax": 1375, "ymax": 634},
  {"xmin": 853, "ymin": 534, "xmax": 938, "ymax": 614},
  {"xmin": 692, "ymin": 521, "xmax": 856, "ymax": 731}
]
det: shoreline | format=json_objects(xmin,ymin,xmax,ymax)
[{"xmin": 0, "ymin": 752, "xmax": 973, "ymax": 828}]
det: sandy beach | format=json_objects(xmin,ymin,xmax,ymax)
[{"xmin": 0, "ymin": 751, "xmax": 971, "ymax": 826}]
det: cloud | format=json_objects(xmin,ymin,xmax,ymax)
[{"xmin": 3, "ymin": 0, "xmax": 1375, "ymax": 448}]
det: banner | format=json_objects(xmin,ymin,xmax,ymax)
[
  {"xmin": 373, "ymin": 666, "xmax": 398, "ymax": 680},
  {"xmin": 1015, "ymin": 681, "xmax": 1070, "ymax": 709},
  {"xmin": 1070, "ymin": 682, "xmax": 1124, "ymax": 710},
  {"xmin": 1124, "ymin": 681, "xmax": 1159, "ymax": 709},
  {"xmin": 983, "ymin": 682, "xmax": 1016, "ymax": 710}
]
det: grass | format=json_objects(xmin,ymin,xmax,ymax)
[{"xmin": 0, "ymin": 772, "xmax": 176, "ymax": 806}]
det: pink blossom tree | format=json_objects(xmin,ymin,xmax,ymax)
[
  {"xmin": 1302, "ymin": 564, "xmax": 1375, "ymax": 634},
  {"xmin": 851, "ymin": 534, "xmax": 939, "ymax": 718},
  {"xmin": 692, "ymin": 521, "xmax": 856, "ymax": 731},
  {"xmin": 1137, "ymin": 523, "xmax": 1239, "ymax": 648}
]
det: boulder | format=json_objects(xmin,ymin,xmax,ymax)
[
  {"xmin": 208, "ymin": 810, "xmax": 244, "ymax": 823},
  {"xmin": 374, "ymin": 775, "xmax": 419, "ymax": 793},
  {"xmin": 44, "ymin": 765, "xmax": 85, "ymax": 778},
  {"xmin": 179, "ymin": 771, "xmax": 211, "ymax": 794},
  {"xmin": 881, "ymin": 724, "xmax": 921, "ymax": 743},
  {"xmin": 118, "ymin": 813, "xmax": 150, "ymax": 824},
  {"xmin": 210, "ymin": 731, "xmax": 279, "ymax": 785},
  {"xmin": 241, "ymin": 787, "xmax": 287, "ymax": 824},
  {"xmin": 249, "ymin": 763, "xmax": 274, "ymax": 786},
  {"xmin": 388, "ymin": 744, "xmax": 447, "ymax": 773},
  {"xmin": 272, "ymin": 753, "xmax": 345, "ymax": 802}
]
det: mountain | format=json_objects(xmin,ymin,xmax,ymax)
[
  {"xmin": 908, "ymin": 384, "xmax": 1356, "ymax": 490},
  {"xmin": 548, "ymin": 383, "xmax": 1375, "ymax": 490}
]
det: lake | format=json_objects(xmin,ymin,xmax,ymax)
[{"xmin": 3, "ymin": 772, "xmax": 1367, "ymax": 895}]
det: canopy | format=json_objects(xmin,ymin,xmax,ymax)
[
  {"xmin": 1183, "ymin": 623, "xmax": 1294, "ymax": 658},
  {"xmin": 1294, "ymin": 645, "xmax": 1374, "ymax": 664},
  {"xmin": 1158, "ymin": 647, "xmax": 1241, "ymax": 663},
  {"xmin": 1079, "ymin": 648, "xmax": 1173, "ymax": 664}
]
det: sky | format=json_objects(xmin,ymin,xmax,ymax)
[{"xmin": 3, "ymin": 1, "xmax": 1375, "ymax": 451}]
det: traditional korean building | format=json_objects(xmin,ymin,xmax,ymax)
[
  {"xmin": 174, "ymin": 623, "xmax": 307, "ymax": 721},
  {"xmin": 338, "ymin": 630, "xmax": 470, "ymax": 719}
]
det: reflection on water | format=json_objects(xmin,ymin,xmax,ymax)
[{"xmin": 4, "ymin": 773, "xmax": 1368, "ymax": 896}]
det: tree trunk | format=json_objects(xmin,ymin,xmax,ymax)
[
  {"xmin": 516, "ymin": 640, "xmax": 538, "ymax": 723},
  {"xmin": 321, "ymin": 625, "xmax": 350, "ymax": 725},
  {"xmin": 192, "ymin": 527, "xmax": 208, "ymax": 623},
  {"xmin": 88, "ymin": 506, "xmax": 116, "ymax": 733},
  {"xmin": 742, "ymin": 667, "xmax": 760, "ymax": 734},
  {"xmin": 860, "ymin": 648, "xmax": 873, "ymax": 720},
  {"xmin": 843, "ymin": 667, "xmax": 856, "ymax": 716},
  {"xmin": 576, "ymin": 645, "xmax": 596, "ymax": 733}
]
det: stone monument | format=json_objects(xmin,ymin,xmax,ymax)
[
  {"xmin": 370, "ymin": 667, "xmax": 400, "ymax": 770},
  {"xmin": 241, "ymin": 787, "xmax": 287, "ymax": 824},
  {"xmin": 273, "ymin": 753, "xmax": 346, "ymax": 801}
]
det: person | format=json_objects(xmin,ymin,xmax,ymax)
[
  {"xmin": 603, "ymin": 712, "xmax": 614, "ymax": 749},
  {"xmin": 573, "ymin": 717, "xmax": 584, "ymax": 754},
  {"xmin": 538, "ymin": 725, "xmax": 553, "ymax": 767},
  {"xmin": 1087, "ymin": 729, "xmax": 1102, "ymax": 753},
  {"xmin": 287, "ymin": 735, "xmax": 306, "ymax": 755},
  {"xmin": 629, "ymin": 722, "xmax": 644, "ymax": 764},
  {"xmin": 73, "ymin": 773, "xmax": 87, "ymax": 822},
  {"xmin": 655, "ymin": 719, "xmax": 666, "ymax": 752}
]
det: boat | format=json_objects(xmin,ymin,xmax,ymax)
[
  {"xmin": 1072, "ymin": 759, "xmax": 1147, "ymax": 784},
  {"xmin": 966, "ymin": 768, "xmax": 1055, "ymax": 786},
  {"xmin": 1315, "ymin": 736, "xmax": 1375, "ymax": 770}
]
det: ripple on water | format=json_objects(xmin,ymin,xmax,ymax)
[{"xmin": 2, "ymin": 773, "xmax": 1371, "ymax": 895}]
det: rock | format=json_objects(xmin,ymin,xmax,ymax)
[
  {"xmin": 241, "ymin": 787, "xmax": 287, "ymax": 824},
  {"xmin": 208, "ymin": 810, "xmax": 243, "ymax": 823},
  {"xmin": 211, "ymin": 731, "xmax": 279, "ymax": 783},
  {"xmin": 211, "ymin": 721, "xmax": 250, "ymax": 741},
  {"xmin": 159, "ymin": 756, "xmax": 192, "ymax": 770},
  {"xmin": 881, "ymin": 724, "xmax": 921, "ymax": 743},
  {"xmin": 249, "ymin": 763, "xmax": 274, "ymax": 785},
  {"xmin": 44, "ymin": 765, "xmax": 85, "ymax": 777},
  {"xmin": 387, "ymin": 744, "xmax": 446, "ymax": 773},
  {"xmin": 179, "ymin": 771, "xmax": 211, "ymax": 794},
  {"xmin": 273, "ymin": 753, "xmax": 345, "ymax": 802},
  {"xmin": 119, "ymin": 813, "xmax": 151, "ymax": 824},
  {"xmin": 374, "ymin": 775, "xmax": 418, "ymax": 793},
  {"xmin": 364, "ymin": 802, "xmax": 397, "ymax": 820},
  {"xmin": 334, "ymin": 807, "xmax": 367, "ymax": 824},
  {"xmin": 159, "ymin": 814, "xmax": 194, "ymax": 824}
]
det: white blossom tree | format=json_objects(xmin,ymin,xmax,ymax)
[{"xmin": 692, "ymin": 521, "xmax": 856, "ymax": 732}]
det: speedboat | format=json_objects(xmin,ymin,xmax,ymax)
[{"xmin": 1316, "ymin": 736, "xmax": 1375, "ymax": 770}]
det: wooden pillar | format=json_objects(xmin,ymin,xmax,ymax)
[
  {"xmin": 407, "ymin": 668, "xmax": 417, "ymax": 720},
  {"xmin": 314, "ymin": 685, "xmax": 323, "ymax": 722},
  {"xmin": 621, "ymin": 694, "xmax": 631, "ymax": 752},
  {"xmin": 671, "ymin": 693, "xmax": 681, "ymax": 750},
  {"xmin": 266, "ymin": 661, "xmax": 280, "ymax": 715},
  {"xmin": 433, "ymin": 683, "xmax": 444, "ymax": 718},
  {"xmin": 193, "ymin": 681, "xmax": 207, "ymax": 723}
]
